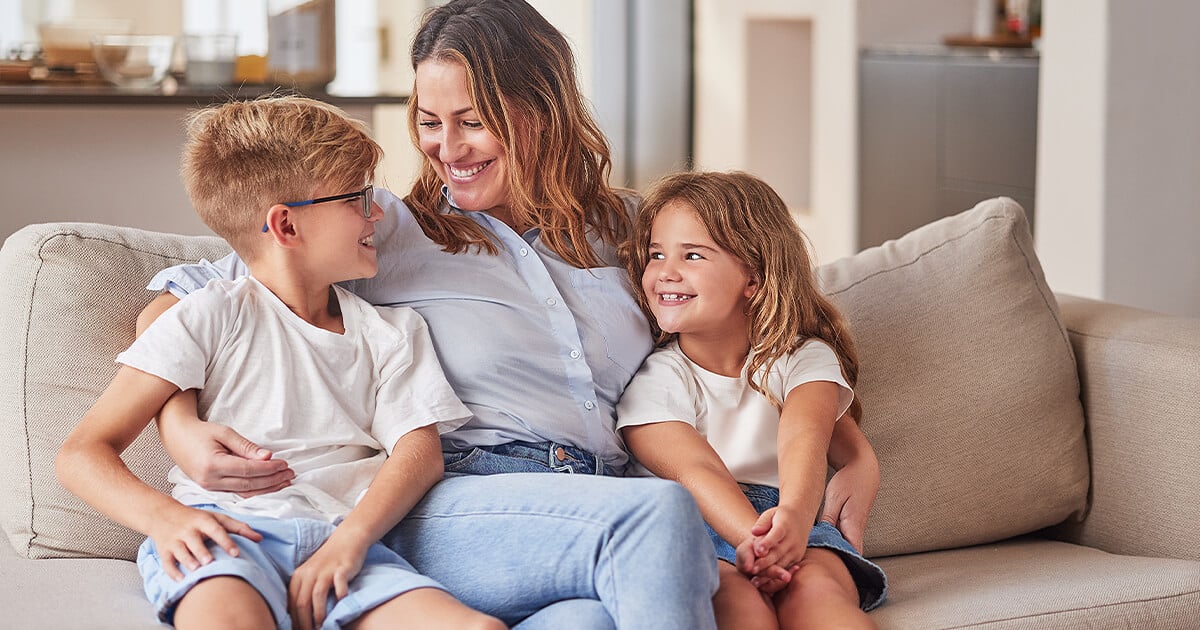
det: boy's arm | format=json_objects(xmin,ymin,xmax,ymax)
[
  {"xmin": 287, "ymin": 424, "xmax": 443, "ymax": 630},
  {"xmin": 55, "ymin": 366, "xmax": 261, "ymax": 579},
  {"xmin": 748, "ymin": 381, "xmax": 841, "ymax": 572},
  {"xmin": 820, "ymin": 414, "xmax": 880, "ymax": 551}
]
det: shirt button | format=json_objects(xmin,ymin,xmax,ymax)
[
  {"xmin": 520, "ymin": 248, "xmax": 529, "ymax": 257},
  {"xmin": 569, "ymin": 349, "xmax": 581, "ymax": 359},
  {"xmin": 546, "ymin": 298, "xmax": 557, "ymax": 306},
  {"xmin": 584, "ymin": 401, "xmax": 595, "ymax": 410}
]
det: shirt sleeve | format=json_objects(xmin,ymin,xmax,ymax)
[
  {"xmin": 116, "ymin": 284, "xmax": 230, "ymax": 391},
  {"xmin": 367, "ymin": 305, "xmax": 472, "ymax": 454},
  {"xmin": 777, "ymin": 340, "xmax": 855, "ymax": 421},
  {"xmin": 147, "ymin": 252, "xmax": 249, "ymax": 298},
  {"xmin": 615, "ymin": 350, "xmax": 701, "ymax": 430}
]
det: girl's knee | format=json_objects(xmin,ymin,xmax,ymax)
[{"xmin": 783, "ymin": 549, "xmax": 860, "ymax": 606}]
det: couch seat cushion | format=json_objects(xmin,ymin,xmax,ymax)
[{"xmin": 872, "ymin": 538, "xmax": 1200, "ymax": 629}]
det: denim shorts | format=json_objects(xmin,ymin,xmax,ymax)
[
  {"xmin": 705, "ymin": 484, "xmax": 888, "ymax": 611},
  {"xmin": 138, "ymin": 505, "xmax": 444, "ymax": 629},
  {"xmin": 443, "ymin": 440, "xmax": 619, "ymax": 476}
]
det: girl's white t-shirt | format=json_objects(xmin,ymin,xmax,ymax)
[{"xmin": 616, "ymin": 339, "xmax": 853, "ymax": 487}]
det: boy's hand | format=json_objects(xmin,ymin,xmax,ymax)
[
  {"xmin": 288, "ymin": 531, "xmax": 369, "ymax": 630},
  {"xmin": 147, "ymin": 504, "xmax": 262, "ymax": 581}
]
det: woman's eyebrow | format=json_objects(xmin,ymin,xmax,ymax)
[{"xmin": 417, "ymin": 106, "xmax": 476, "ymax": 117}]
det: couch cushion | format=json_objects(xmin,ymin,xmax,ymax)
[
  {"xmin": 871, "ymin": 539, "xmax": 1200, "ymax": 629},
  {"xmin": 818, "ymin": 197, "xmax": 1090, "ymax": 557},
  {"xmin": 0, "ymin": 223, "xmax": 229, "ymax": 560}
]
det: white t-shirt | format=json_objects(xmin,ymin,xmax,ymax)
[
  {"xmin": 616, "ymin": 339, "xmax": 853, "ymax": 487},
  {"xmin": 118, "ymin": 277, "xmax": 470, "ymax": 522}
]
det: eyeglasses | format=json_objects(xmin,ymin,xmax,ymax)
[{"xmin": 261, "ymin": 184, "xmax": 374, "ymax": 232}]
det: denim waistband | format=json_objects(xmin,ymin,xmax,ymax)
[{"xmin": 481, "ymin": 440, "xmax": 617, "ymax": 476}]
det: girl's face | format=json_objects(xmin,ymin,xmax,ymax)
[
  {"xmin": 414, "ymin": 60, "xmax": 512, "ymax": 217},
  {"xmin": 642, "ymin": 201, "xmax": 757, "ymax": 339}
]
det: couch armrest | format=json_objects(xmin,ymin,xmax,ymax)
[{"xmin": 1051, "ymin": 294, "xmax": 1200, "ymax": 559}]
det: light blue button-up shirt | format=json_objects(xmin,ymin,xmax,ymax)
[{"xmin": 149, "ymin": 188, "xmax": 653, "ymax": 470}]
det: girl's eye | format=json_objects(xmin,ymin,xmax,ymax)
[
  {"xmin": 648, "ymin": 252, "xmax": 665, "ymax": 261},
  {"xmin": 685, "ymin": 252, "xmax": 704, "ymax": 261}
]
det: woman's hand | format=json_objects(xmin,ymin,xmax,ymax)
[
  {"xmin": 820, "ymin": 440, "xmax": 880, "ymax": 552},
  {"xmin": 156, "ymin": 390, "xmax": 294, "ymax": 496}
]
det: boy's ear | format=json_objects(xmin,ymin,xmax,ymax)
[{"xmin": 263, "ymin": 204, "xmax": 302, "ymax": 247}]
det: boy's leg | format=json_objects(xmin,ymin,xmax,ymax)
[
  {"xmin": 774, "ymin": 549, "xmax": 876, "ymax": 630},
  {"xmin": 349, "ymin": 587, "xmax": 504, "ymax": 630},
  {"xmin": 173, "ymin": 576, "xmax": 274, "ymax": 630},
  {"xmin": 383, "ymin": 473, "xmax": 719, "ymax": 629},
  {"xmin": 714, "ymin": 562, "xmax": 779, "ymax": 630}
]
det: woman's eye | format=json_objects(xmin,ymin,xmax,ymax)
[
  {"xmin": 463, "ymin": 120, "xmax": 484, "ymax": 130},
  {"xmin": 418, "ymin": 120, "xmax": 440, "ymax": 129}
]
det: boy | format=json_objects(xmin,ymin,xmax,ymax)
[{"xmin": 55, "ymin": 96, "xmax": 502, "ymax": 630}]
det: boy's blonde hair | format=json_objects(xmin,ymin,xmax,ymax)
[
  {"xmin": 405, "ymin": 0, "xmax": 628, "ymax": 268},
  {"xmin": 623, "ymin": 171, "xmax": 863, "ymax": 420},
  {"xmin": 180, "ymin": 95, "xmax": 382, "ymax": 259}
]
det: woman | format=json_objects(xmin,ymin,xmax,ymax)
[{"xmin": 140, "ymin": 1, "xmax": 879, "ymax": 627}]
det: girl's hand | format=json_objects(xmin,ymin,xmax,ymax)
[
  {"xmin": 746, "ymin": 505, "xmax": 812, "ymax": 576},
  {"xmin": 819, "ymin": 454, "xmax": 880, "ymax": 552},
  {"xmin": 147, "ymin": 504, "xmax": 262, "ymax": 581},
  {"xmin": 288, "ymin": 532, "xmax": 368, "ymax": 630},
  {"xmin": 734, "ymin": 532, "xmax": 801, "ymax": 595}
]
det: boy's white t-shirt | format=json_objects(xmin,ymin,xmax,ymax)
[
  {"xmin": 616, "ymin": 339, "xmax": 854, "ymax": 487},
  {"xmin": 118, "ymin": 277, "xmax": 471, "ymax": 522}
]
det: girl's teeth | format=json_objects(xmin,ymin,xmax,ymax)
[{"xmin": 661, "ymin": 293, "xmax": 692, "ymax": 302}]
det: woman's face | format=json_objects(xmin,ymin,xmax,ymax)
[{"xmin": 414, "ymin": 60, "xmax": 512, "ymax": 217}]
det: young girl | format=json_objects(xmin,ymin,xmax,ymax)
[{"xmin": 618, "ymin": 171, "xmax": 887, "ymax": 629}]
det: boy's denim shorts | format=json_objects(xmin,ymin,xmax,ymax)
[
  {"xmin": 137, "ymin": 505, "xmax": 445, "ymax": 629},
  {"xmin": 705, "ymin": 484, "xmax": 888, "ymax": 611}
]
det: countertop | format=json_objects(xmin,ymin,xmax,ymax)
[{"xmin": 0, "ymin": 81, "xmax": 409, "ymax": 106}]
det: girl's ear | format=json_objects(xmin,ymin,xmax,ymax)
[
  {"xmin": 263, "ymin": 204, "xmax": 302, "ymax": 248},
  {"xmin": 744, "ymin": 273, "xmax": 760, "ymax": 299}
]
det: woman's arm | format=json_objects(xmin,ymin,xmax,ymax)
[
  {"xmin": 138, "ymin": 293, "xmax": 294, "ymax": 495},
  {"xmin": 819, "ymin": 414, "xmax": 880, "ymax": 551}
]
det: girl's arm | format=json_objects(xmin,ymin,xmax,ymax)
[
  {"xmin": 749, "ymin": 380, "xmax": 842, "ymax": 572},
  {"xmin": 820, "ymin": 415, "xmax": 880, "ymax": 551},
  {"xmin": 139, "ymin": 293, "xmax": 295, "ymax": 495},
  {"xmin": 55, "ymin": 367, "xmax": 260, "ymax": 579},
  {"xmin": 288, "ymin": 425, "xmax": 444, "ymax": 629}
]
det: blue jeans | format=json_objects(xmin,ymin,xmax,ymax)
[
  {"xmin": 444, "ymin": 440, "xmax": 618, "ymax": 476},
  {"xmin": 382, "ymin": 472, "xmax": 719, "ymax": 629}
]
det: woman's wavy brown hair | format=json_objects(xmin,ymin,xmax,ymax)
[
  {"xmin": 405, "ymin": 0, "xmax": 629, "ymax": 268},
  {"xmin": 622, "ymin": 171, "xmax": 862, "ymax": 420}
]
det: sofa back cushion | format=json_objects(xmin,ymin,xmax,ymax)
[
  {"xmin": 820, "ymin": 197, "xmax": 1089, "ymax": 557},
  {"xmin": 0, "ymin": 223, "xmax": 229, "ymax": 560}
]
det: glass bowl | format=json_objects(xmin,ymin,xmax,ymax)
[{"xmin": 90, "ymin": 35, "xmax": 177, "ymax": 90}]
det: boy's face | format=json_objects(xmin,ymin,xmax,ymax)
[
  {"xmin": 295, "ymin": 184, "xmax": 383, "ymax": 283},
  {"xmin": 642, "ymin": 201, "xmax": 757, "ymax": 338}
]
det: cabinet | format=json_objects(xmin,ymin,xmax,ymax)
[{"xmin": 858, "ymin": 46, "xmax": 1039, "ymax": 249}]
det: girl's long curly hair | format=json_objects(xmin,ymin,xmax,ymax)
[
  {"xmin": 405, "ymin": 0, "xmax": 629, "ymax": 268},
  {"xmin": 622, "ymin": 171, "xmax": 862, "ymax": 420}
]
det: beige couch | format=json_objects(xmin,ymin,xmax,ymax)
[{"xmin": 1, "ymin": 198, "xmax": 1198, "ymax": 629}]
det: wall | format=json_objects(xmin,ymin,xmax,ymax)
[{"xmin": 1036, "ymin": 0, "xmax": 1200, "ymax": 317}]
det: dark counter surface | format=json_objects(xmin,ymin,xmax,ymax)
[{"xmin": 0, "ymin": 81, "xmax": 409, "ymax": 106}]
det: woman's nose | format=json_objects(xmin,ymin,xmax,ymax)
[{"xmin": 439, "ymin": 127, "xmax": 466, "ymax": 163}]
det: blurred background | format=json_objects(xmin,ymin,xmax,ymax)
[{"xmin": 1, "ymin": 0, "xmax": 1197, "ymax": 317}]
